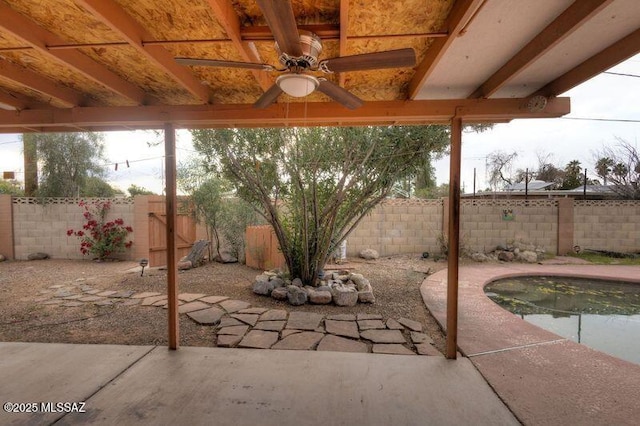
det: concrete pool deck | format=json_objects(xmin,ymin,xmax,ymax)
[{"xmin": 422, "ymin": 262, "xmax": 640, "ymax": 426}]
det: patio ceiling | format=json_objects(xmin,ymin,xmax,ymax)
[{"xmin": 0, "ymin": 0, "xmax": 638, "ymax": 132}]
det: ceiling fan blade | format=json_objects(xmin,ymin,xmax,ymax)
[
  {"xmin": 319, "ymin": 48, "xmax": 416, "ymax": 73},
  {"xmin": 175, "ymin": 57, "xmax": 274, "ymax": 71},
  {"xmin": 253, "ymin": 84, "xmax": 283, "ymax": 109},
  {"xmin": 317, "ymin": 80, "xmax": 363, "ymax": 110},
  {"xmin": 256, "ymin": 0, "xmax": 302, "ymax": 56}
]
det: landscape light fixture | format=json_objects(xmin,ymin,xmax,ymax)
[{"xmin": 139, "ymin": 258, "xmax": 149, "ymax": 276}]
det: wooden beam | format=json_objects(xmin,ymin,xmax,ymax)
[
  {"xmin": 446, "ymin": 115, "xmax": 462, "ymax": 360},
  {"xmin": 0, "ymin": 98, "xmax": 570, "ymax": 130},
  {"xmin": 0, "ymin": 58, "xmax": 85, "ymax": 108},
  {"xmin": 536, "ymin": 27, "xmax": 640, "ymax": 97},
  {"xmin": 0, "ymin": 91, "xmax": 29, "ymax": 110},
  {"xmin": 76, "ymin": 0, "xmax": 210, "ymax": 103},
  {"xmin": 0, "ymin": 2, "xmax": 149, "ymax": 105},
  {"xmin": 470, "ymin": 0, "xmax": 613, "ymax": 98},
  {"xmin": 206, "ymin": 0, "xmax": 273, "ymax": 92},
  {"xmin": 338, "ymin": 0, "xmax": 349, "ymax": 87},
  {"xmin": 408, "ymin": 0, "xmax": 485, "ymax": 99},
  {"xmin": 164, "ymin": 123, "xmax": 179, "ymax": 350}
]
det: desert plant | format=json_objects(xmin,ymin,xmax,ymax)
[{"xmin": 67, "ymin": 200, "xmax": 133, "ymax": 260}]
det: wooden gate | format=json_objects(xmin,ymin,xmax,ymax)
[{"xmin": 148, "ymin": 196, "xmax": 196, "ymax": 267}]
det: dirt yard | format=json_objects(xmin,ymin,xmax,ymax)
[{"xmin": 0, "ymin": 255, "xmax": 449, "ymax": 352}]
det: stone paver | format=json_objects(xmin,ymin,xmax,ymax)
[
  {"xmin": 386, "ymin": 318, "xmax": 404, "ymax": 330},
  {"xmin": 260, "ymin": 309, "xmax": 288, "ymax": 321},
  {"xmin": 198, "ymin": 295, "xmax": 228, "ymax": 304},
  {"xmin": 230, "ymin": 314, "xmax": 259, "ymax": 326},
  {"xmin": 317, "ymin": 335, "xmax": 368, "ymax": 353},
  {"xmin": 217, "ymin": 335, "xmax": 242, "ymax": 348},
  {"xmin": 411, "ymin": 332, "xmax": 433, "ymax": 345},
  {"xmin": 112, "ymin": 290, "xmax": 135, "ymax": 298},
  {"xmin": 61, "ymin": 301, "xmax": 84, "ymax": 307},
  {"xmin": 84, "ymin": 289, "xmax": 102, "ymax": 295},
  {"xmin": 187, "ymin": 307, "xmax": 225, "ymax": 325},
  {"xmin": 140, "ymin": 295, "xmax": 167, "ymax": 306},
  {"xmin": 218, "ymin": 325, "xmax": 249, "ymax": 336},
  {"xmin": 95, "ymin": 300, "xmax": 114, "ymax": 306},
  {"xmin": 62, "ymin": 295, "xmax": 84, "ymax": 300},
  {"xmin": 398, "ymin": 317, "xmax": 422, "ymax": 332},
  {"xmin": 42, "ymin": 300, "xmax": 63, "ymax": 305},
  {"xmin": 272, "ymin": 332, "xmax": 324, "ymax": 350},
  {"xmin": 286, "ymin": 311, "xmax": 324, "ymax": 331},
  {"xmin": 219, "ymin": 299, "xmax": 251, "ymax": 313},
  {"xmin": 131, "ymin": 292, "xmax": 162, "ymax": 299},
  {"xmin": 357, "ymin": 313, "xmax": 382, "ymax": 320},
  {"xmin": 372, "ymin": 344, "xmax": 415, "ymax": 355},
  {"xmin": 219, "ymin": 317, "xmax": 244, "ymax": 327},
  {"xmin": 178, "ymin": 301, "xmax": 210, "ymax": 314},
  {"xmin": 237, "ymin": 307, "xmax": 268, "ymax": 315},
  {"xmin": 238, "ymin": 330, "xmax": 279, "ymax": 349},
  {"xmin": 415, "ymin": 343, "xmax": 442, "ymax": 356},
  {"xmin": 281, "ymin": 329, "xmax": 303, "ymax": 338},
  {"xmin": 78, "ymin": 295, "xmax": 104, "ymax": 302},
  {"xmin": 357, "ymin": 319, "xmax": 386, "ymax": 330},
  {"xmin": 360, "ymin": 329, "xmax": 406, "ymax": 344},
  {"xmin": 178, "ymin": 293, "xmax": 207, "ymax": 302},
  {"xmin": 253, "ymin": 321, "xmax": 286, "ymax": 332},
  {"xmin": 325, "ymin": 320, "xmax": 360, "ymax": 339},
  {"xmin": 97, "ymin": 290, "xmax": 118, "ymax": 297},
  {"xmin": 122, "ymin": 299, "xmax": 141, "ymax": 306},
  {"xmin": 325, "ymin": 314, "xmax": 356, "ymax": 321}
]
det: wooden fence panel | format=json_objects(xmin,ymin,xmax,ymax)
[
  {"xmin": 245, "ymin": 225, "xmax": 286, "ymax": 271},
  {"xmin": 147, "ymin": 197, "xmax": 196, "ymax": 267}
]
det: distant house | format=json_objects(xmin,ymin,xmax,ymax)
[{"xmin": 465, "ymin": 181, "xmax": 618, "ymax": 200}]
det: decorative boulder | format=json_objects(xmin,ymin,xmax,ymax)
[
  {"xmin": 357, "ymin": 281, "xmax": 375, "ymax": 304},
  {"xmin": 498, "ymin": 251, "xmax": 515, "ymax": 262},
  {"xmin": 291, "ymin": 278, "xmax": 303, "ymax": 287},
  {"xmin": 287, "ymin": 285, "xmax": 308, "ymax": 306},
  {"xmin": 271, "ymin": 287, "xmax": 288, "ymax": 301},
  {"xmin": 0, "ymin": 254, "xmax": 6, "ymax": 262},
  {"xmin": 270, "ymin": 277, "xmax": 286, "ymax": 289},
  {"xmin": 308, "ymin": 288, "xmax": 332, "ymax": 304},
  {"xmin": 177, "ymin": 260, "xmax": 193, "ymax": 270},
  {"xmin": 359, "ymin": 248, "xmax": 379, "ymax": 260},
  {"xmin": 471, "ymin": 252, "xmax": 490, "ymax": 262},
  {"xmin": 330, "ymin": 283, "xmax": 358, "ymax": 307},
  {"xmin": 517, "ymin": 250, "xmax": 538, "ymax": 263},
  {"xmin": 213, "ymin": 251, "xmax": 238, "ymax": 264},
  {"xmin": 253, "ymin": 279, "xmax": 275, "ymax": 296},
  {"xmin": 27, "ymin": 252, "xmax": 49, "ymax": 260}
]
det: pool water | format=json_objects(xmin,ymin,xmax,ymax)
[{"xmin": 485, "ymin": 276, "xmax": 640, "ymax": 365}]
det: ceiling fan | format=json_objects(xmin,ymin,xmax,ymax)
[{"xmin": 175, "ymin": 0, "xmax": 416, "ymax": 110}]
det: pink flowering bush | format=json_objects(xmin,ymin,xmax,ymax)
[{"xmin": 67, "ymin": 200, "xmax": 133, "ymax": 260}]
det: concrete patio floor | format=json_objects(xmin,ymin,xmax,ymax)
[
  {"xmin": 0, "ymin": 341, "xmax": 518, "ymax": 426},
  {"xmin": 422, "ymin": 263, "xmax": 640, "ymax": 426}
]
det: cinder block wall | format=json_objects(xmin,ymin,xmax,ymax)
[
  {"xmin": 461, "ymin": 199, "xmax": 558, "ymax": 254},
  {"xmin": 574, "ymin": 200, "xmax": 640, "ymax": 253},
  {"xmin": 11, "ymin": 198, "xmax": 135, "ymax": 260},
  {"xmin": 347, "ymin": 199, "xmax": 443, "ymax": 257}
]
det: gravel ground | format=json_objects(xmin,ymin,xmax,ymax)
[{"xmin": 0, "ymin": 255, "xmax": 448, "ymax": 352}]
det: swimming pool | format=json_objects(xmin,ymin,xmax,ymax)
[{"xmin": 485, "ymin": 276, "xmax": 640, "ymax": 365}]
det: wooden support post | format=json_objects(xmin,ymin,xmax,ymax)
[
  {"xmin": 164, "ymin": 123, "xmax": 179, "ymax": 350},
  {"xmin": 446, "ymin": 115, "xmax": 462, "ymax": 359}
]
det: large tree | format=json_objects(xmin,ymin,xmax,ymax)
[
  {"xmin": 595, "ymin": 138, "xmax": 640, "ymax": 199},
  {"xmin": 24, "ymin": 132, "xmax": 109, "ymax": 197},
  {"xmin": 190, "ymin": 126, "xmax": 450, "ymax": 284}
]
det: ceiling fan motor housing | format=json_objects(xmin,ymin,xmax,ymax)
[{"xmin": 276, "ymin": 31, "xmax": 322, "ymax": 70}]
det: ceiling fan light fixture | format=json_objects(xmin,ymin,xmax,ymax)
[{"xmin": 276, "ymin": 74, "xmax": 319, "ymax": 97}]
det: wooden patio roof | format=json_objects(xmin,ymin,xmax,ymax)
[{"xmin": 0, "ymin": 0, "xmax": 638, "ymax": 132}]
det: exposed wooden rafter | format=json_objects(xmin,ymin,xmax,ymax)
[
  {"xmin": 338, "ymin": 0, "xmax": 349, "ymax": 87},
  {"xmin": 408, "ymin": 0, "xmax": 486, "ymax": 99},
  {"xmin": 470, "ymin": 0, "xmax": 614, "ymax": 99},
  {"xmin": 536, "ymin": 27, "xmax": 640, "ymax": 97},
  {"xmin": 76, "ymin": 0, "xmax": 211, "ymax": 103},
  {"xmin": 0, "ymin": 2, "xmax": 149, "ymax": 105},
  {"xmin": 0, "ymin": 58, "xmax": 86, "ymax": 108},
  {"xmin": 206, "ymin": 0, "xmax": 273, "ymax": 92}
]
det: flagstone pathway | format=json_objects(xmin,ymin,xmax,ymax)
[{"xmin": 34, "ymin": 282, "xmax": 442, "ymax": 356}]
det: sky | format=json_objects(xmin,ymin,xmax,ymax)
[{"xmin": 1, "ymin": 54, "xmax": 639, "ymax": 195}]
